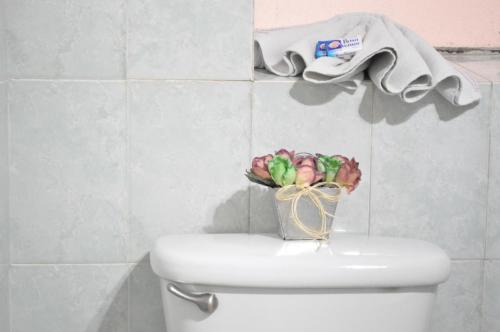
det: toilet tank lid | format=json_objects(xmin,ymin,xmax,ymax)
[{"xmin": 150, "ymin": 234, "xmax": 451, "ymax": 288}]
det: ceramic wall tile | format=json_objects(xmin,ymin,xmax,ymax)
[
  {"xmin": 487, "ymin": 84, "xmax": 500, "ymax": 258},
  {"xmin": 6, "ymin": 0, "xmax": 125, "ymax": 78},
  {"xmin": 453, "ymin": 56, "xmax": 500, "ymax": 83},
  {"xmin": 483, "ymin": 260, "xmax": 500, "ymax": 332},
  {"xmin": 0, "ymin": 82, "xmax": 7, "ymax": 264},
  {"xmin": 9, "ymin": 81, "xmax": 127, "ymax": 263},
  {"xmin": 129, "ymin": 81, "xmax": 251, "ymax": 261},
  {"xmin": 129, "ymin": 263, "xmax": 166, "ymax": 332},
  {"xmin": 431, "ymin": 260, "xmax": 483, "ymax": 332},
  {"xmin": 251, "ymin": 81, "xmax": 373, "ymax": 235},
  {"xmin": 127, "ymin": 0, "xmax": 252, "ymax": 80},
  {"xmin": 371, "ymin": 85, "xmax": 490, "ymax": 259},
  {"xmin": 10, "ymin": 264, "xmax": 129, "ymax": 332}
]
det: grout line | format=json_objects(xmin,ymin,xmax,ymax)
[
  {"xmin": 478, "ymin": 83, "xmax": 496, "ymax": 332},
  {"xmin": 367, "ymin": 83, "xmax": 375, "ymax": 236},
  {"xmin": 10, "ymin": 263, "xmax": 131, "ymax": 266},
  {"xmin": 478, "ymin": 81, "xmax": 494, "ymax": 332},
  {"xmin": 5, "ymin": 82, "xmax": 10, "ymax": 263},
  {"xmin": 479, "ymin": 261, "xmax": 486, "ymax": 332},
  {"xmin": 479, "ymin": 256, "xmax": 488, "ymax": 332},
  {"xmin": 7, "ymin": 81, "xmax": 12, "ymax": 332},
  {"xmin": 127, "ymin": 263, "xmax": 131, "ymax": 332},
  {"xmin": 248, "ymin": 81, "xmax": 254, "ymax": 234},
  {"xmin": 250, "ymin": 0, "xmax": 255, "ymax": 81},
  {"xmin": 10, "ymin": 79, "xmax": 129, "ymax": 83},
  {"xmin": 124, "ymin": 0, "xmax": 129, "ymax": 81},
  {"xmin": 484, "ymin": 258, "xmax": 500, "ymax": 262},
  {"xmin": 125, "ymin": 79, "xmax": 132, "ymax": 265},
  {"xmin": 3, "ymin": 3, "xmax": 12, "ymax": 330},
  {"xmin": 9, "ymin": 78, "xmax": 253, "ymax": 83},
  {"xmin": 449, "ymin": 258, "xmax": 492, "ymax": 262},
  {"xmin": 8, "ymin": 266, "xmax": 11, "ymax": 332},
  {"xmin": 482, "ymin": 82, "xmax": 494, "ymax": 260}
]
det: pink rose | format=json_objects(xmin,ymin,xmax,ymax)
[
  {"xmin": 251, "ymin": 154, "xmax": 273, "ymax": 180},
  {"xmin": 295, "ymin": 165, "xmax": 316, "ymax": 187},
  {"xmin": 334, "ymin": 156, "xmax": 361, "ymax": 193},
  {"xmin": 275, "ymin": 148, "xmax": 295, "ymax": 161},
  {"xmin": 293, "ymin": 155, "xmax": 315, "ymax": 167},
  {"xmin": 293, "ymin": 155, "xmax": 324, "ymax": 185}
]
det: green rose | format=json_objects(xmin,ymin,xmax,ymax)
[
  {"xmin": 316, "ymin": 155, "xmax": 342, "ymax": 182},
  {"xmin": 268, "ymin": 155, "xmax": 296, "ymax": 187}
]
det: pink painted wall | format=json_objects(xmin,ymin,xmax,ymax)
[{"xmin": 254, "ymin": 0, "xmax": 500, "ymax": 48}]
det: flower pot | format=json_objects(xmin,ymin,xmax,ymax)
[{"xmin": 273, "ymin": 185, "xmax": 341, "ymax": 240}]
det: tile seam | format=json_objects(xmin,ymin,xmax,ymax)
[{"xmin": 367, "ymin": 83, "xmax": 375, "ymax": 236}]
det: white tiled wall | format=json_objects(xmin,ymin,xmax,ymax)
[
  {"xmin": 370, "ymin": 86, "xmax": 490, "ymax": 259},
  {"xmin": 9, "ymin": 81, "xmax": 128, "ymax": 264},
  {"xmin": 431, "ymin": 261, "xmax": 484, "ymax": 332},
  {"xmin": 128, "ymin": 80, "xmax": 251, "ymax": 261},
  {"xmin": 127, "ymin": 0, "xmax": 253, "ymax": 80},
  {"xmin": 10, "ymin": 265, "xmax": 130, "ymax": 332},
  {"xmin": 6, "ymin": 0, "xmax": 126, "ymax": 79},
  {"xmin": 0, "ymin": 1, "xmax": 499, "ymax": 331}
]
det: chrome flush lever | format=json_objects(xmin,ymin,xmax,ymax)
[{"xmin": 167, "ymin": 283, "xmax": 218, "ymax": 314}]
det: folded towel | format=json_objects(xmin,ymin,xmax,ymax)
[{"xmin": 254, "ymin": 13, "xmax": 480, "ymax": 106}]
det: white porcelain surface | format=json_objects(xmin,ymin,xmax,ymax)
[
  {"xmin": 151, "ymin": 234, "xmax": 450, "ymax": 288},
  {"xmin": 6, "ymin": 0, "xmax": 125, "ymax": 78},
  {"xmin": 129, "ymin": 263, "xmax": 166, "ymax": 332},
  {"xmin": 161, "ymin": 280, "xmax": 436, "ymax": 332},
  {"xmin": 251, "ymin": 81, "xmax": 372, "ymax": 235},
  {"xmin": 370, "ymin": 85, "xmax": 490, "ymax": 259},
  {"xmin": 0, "ymin": 82, "xmax": 7, "ymax": 264},
  {"xmin": 10, "ymin": 264, "xmax": 129, "ymax": 332},
  {"xmin": 127, "ymin": 0, "xmax": 252, "ymax": 79},
  {"xmin": 0, "ymin": 264, "xmax": 9, "ymax": 332},
  {"xmin": 9, "ymin": 81, "xmax": 127, "ymax": 263},
  {"xmin": 129, "ymin": 81, "xmax": 251, "ymax": 261},
  {"xmin": 431, "ymin": 261, "xmax": 482, "ymax": 332},
  {"xmin": 487, "ymin": 85, "xmax": 500, "ymax": 258},
  {"xmin": 483, "ymin": 260, "xmax": 500, "ymax": 332}
]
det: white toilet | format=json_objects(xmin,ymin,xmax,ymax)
[{"xmin": 151, "ymin": 234, "xmax": 450, "ymax": 332}]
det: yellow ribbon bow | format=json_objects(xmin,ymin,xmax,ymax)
[{"xmin": 275, "ymin": 182, "xmax": 342, "ymax": 239}]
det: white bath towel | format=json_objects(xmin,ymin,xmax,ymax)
[{"xmin": 254, "ymin": 13, "xmax": 480, "ymax": 106}]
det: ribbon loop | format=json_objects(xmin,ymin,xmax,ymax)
[{"xmin": 275, "ymin": 182, "xmax": 342, "ymax": 240}]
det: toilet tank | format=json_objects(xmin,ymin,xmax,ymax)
[{"xmin": 150, "ymin": 234, "xmax": 451, "ymax": 332}]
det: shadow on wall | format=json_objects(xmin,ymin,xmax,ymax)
[
  {"xmin": 87, "ymin": 267, "xmax": 129, "ymax": 332},
  {"xmin": 370, "ymin": 93, "xmax": 479, "ymax": 125},
  {"xmin": 289, "ymin": 80, "xmax": 352, "ymax": 106},
  {"xmin": 289, "ymin": 80, "xmax": 479, "ymax": 125},
  {"xmin": 90, "ymin": 256, "xmax": 167, "ymax": 332},
  {"xmin": 204, "ymin": 188, "xmax": 250, "ymax": 233}
]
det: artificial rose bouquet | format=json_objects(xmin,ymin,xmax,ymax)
[{"xmin": 246, "ymin": 148, "xmax": 361, "ymax": 193}]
